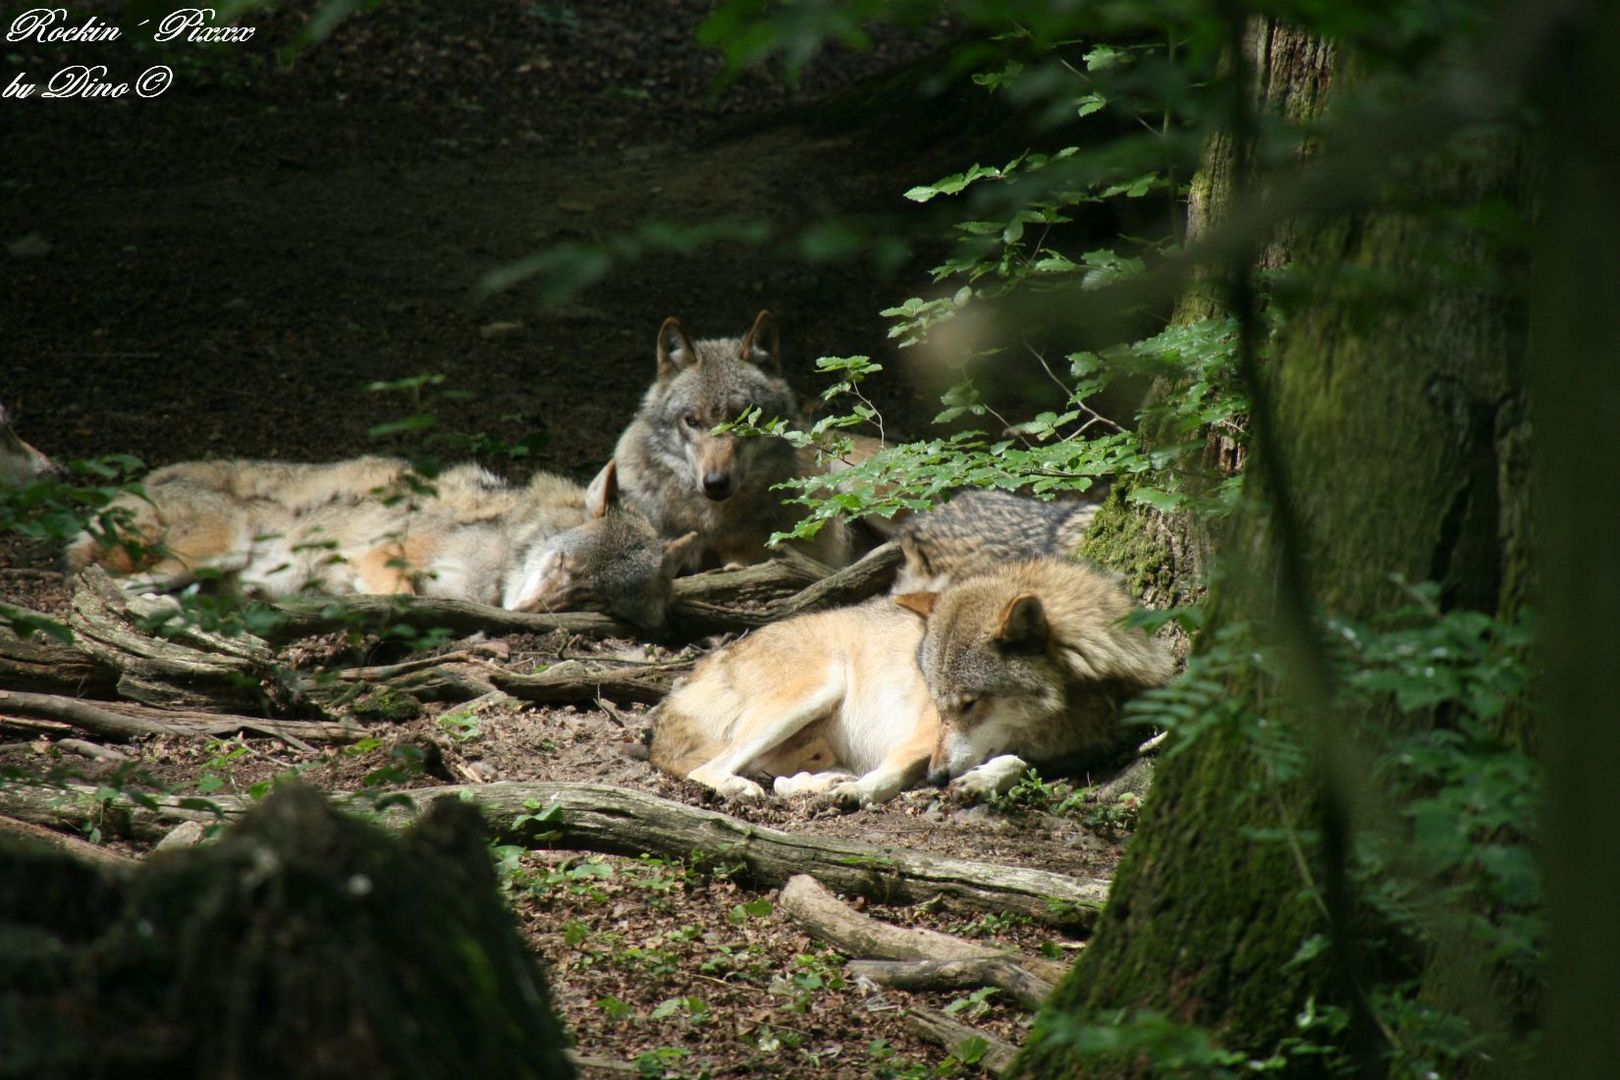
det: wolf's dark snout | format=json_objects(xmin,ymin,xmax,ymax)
[
  {"xmin": 702, "ymin": 472, "xmax": 732, "ymax": 500},
  {"xmin": 927, "ymin": 767, "xmax": 951, "ymax": 788}
]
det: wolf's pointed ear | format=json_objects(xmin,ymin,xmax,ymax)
[
  {"xmin": 584, "ymin": 460, "xmax": 619, "ymax": 519},
  {"xmin": 995, "ymin": 594, "xmax": 1048, "ymax": 648},
  {"xmin": 661, "ymin": 531, "xmax": 700, "ymax": 576},
  {"xmin": 895, "ymin": 592, "xmax": 938, "ymax": 619},
  {"xmin": 739, "ymin": 310, "xmax": 780, "ymax": 372},
  {"xmin": 657, "ymin": 317, "xmax": 699, "ymax": 379}
]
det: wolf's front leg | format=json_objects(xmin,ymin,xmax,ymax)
[
  {"xmin": 831, "ymin": 730, "xmax": 933, "ymax": 807},
  {"xmin": 685, "ymin": 767, "xmax": 767, "ymax": 802},
  {"xmin": 951, "ymin": 754, "xmax": 1031, "ymax": 801},
  {"xmin": 773, "ymin": 770, "xmax": 855, "ymax": 798}
]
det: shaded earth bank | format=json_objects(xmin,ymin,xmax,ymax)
[{"xmin": 2, "ymin": 3, "xmax": 1135, "ymax": 1075}]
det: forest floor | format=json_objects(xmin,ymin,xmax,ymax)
[{"xmin": 1, "ymin": 3, "xmax": 1138, "ymax": 1075}]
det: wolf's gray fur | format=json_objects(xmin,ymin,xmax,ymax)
[{"xmin": 613, "ymin": 311, "xmax": 849, "ymax": 569}]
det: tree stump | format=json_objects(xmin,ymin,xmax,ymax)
[{"xmin": 0, "ymin": 783, "xmax": 573, "ymax": 1079}]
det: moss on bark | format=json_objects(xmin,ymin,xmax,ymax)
[{"xmin": 1017, "ymin": 17, "xmax": 1533, "ymax": 1077}]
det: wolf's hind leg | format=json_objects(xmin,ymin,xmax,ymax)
[{"xmin": 683, "ymin": 664, "xmax": 846, "ymax": 801}]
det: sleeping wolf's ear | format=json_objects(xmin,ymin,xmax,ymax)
[
  {"xmin": 584, "ymin": 459, "xmax": 620, "ymax": 518},
  {"xmin": 995, "ymin": 594, "xmax": 1048, "ymax": 649},
  {"xmin": 895, "ymin": 592, "xmax": 938, "ymax": 619},
  {"xmin": 660, "ymin": 531, "xmax": 700, "ymax": 576},
  {"xmin": 739, "ymin": 310, "xmax": 780, "ymax": 372},
  {"xmin": 656, "ymin": 317, "xmax": 700, "ymax": 379}
]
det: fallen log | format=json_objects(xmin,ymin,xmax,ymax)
[
  {"xmin": 667, "ymin": 542, "xmax": 901, "ymax": 637},
  {"xmin": 0, "ymin": 781, "xmax": 1108, "ymax": 925},
  {"xmin": 906, "ymin": 1006, "xmax": 1019, "ymax": 1075},
  {"xmin": 491, "ymin": 663, "xmax": 679, "ymax": 707},
  {"xmin": 0, "ymin": 619, "xmax": 120, "ymax": 697},
  {"xmin": 0, "ymin": 689, "xmax": 362, "ymax": 747},
  {"xmin": 766, "ymin": 541, "xmax": 901, "ymax": 620},
  {"xmin": 67, "ymin": 569, "xmax": 287, "ymax": 713},
  {"xmin": 780, "ymin": 873, "xmax": 1007, "ymax": 963},
  {"xmin": 847, "ymin": 958, "xmax": 1058, "ymax": 1011},
  {"xmin": 779, "ymin": 874, "xmax": 1064, "ymax": 1006},
  {"xmin": 0, "ymin": 689, "xmax": 184, "ymax": 739},
  {"xmin": 669, "ymin": 551, "xmax": 827, "ymax": 605},
  {"xmin": 0, "ymin": 813, "xmax": 136, "ymax": 869},
  {"xmin": 265, "ymin": 594, "xmax": 630, "ymax": 644}
]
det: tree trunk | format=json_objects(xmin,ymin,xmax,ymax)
[
  {"xmin": 1020, "ymin": 18, "xmax": 1534, "ymax": 1076},
  {"xmin": 1533, "ymin": 4, "xmax": 1620, "ymax": 1075}
]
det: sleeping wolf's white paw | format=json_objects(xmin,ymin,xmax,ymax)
[
  {"xmin": 687, "ymin": 765, "xmax": 766, "ymax": 801},
  {"xmin": 774, "ymin": 771, "xmax": 852, "ymax": 798},
  {"xmin": 711, "ymin": 776, "xmax": 766, "ymax": 802},
  {"xmin": 952, "ymin": 755, "xmax": 1030, "ymax": 802},
  {"xmin": 830, "ymin": 773, "xmax": 904, "ymax": 808}
]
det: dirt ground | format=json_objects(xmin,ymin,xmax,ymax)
[{"xmin": 2, "ymin": 4, "xmax": 1134, "ymax": 1075}]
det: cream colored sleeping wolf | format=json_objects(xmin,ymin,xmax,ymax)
[
  {"xmin": 649, "ymin": 557, "xmax": 1174, "ymax": 804},
  {"xmin": 66, "ymin": 457, "xmax": 695, "ymax": 630},
  {"xmin": 614, "ymin": 311, "xmax": 855, "ymax": 570}
]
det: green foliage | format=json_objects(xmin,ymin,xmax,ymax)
[
  {"xmin": 0, "ymin": 454, "xmax": 144, "ymax": 640},
  {"xmin": 724, "ymin": 316, "xmax": 1250, "ymax": 546},
  {"xmin": 953, "ymin": 909, "xmax": 1033, "ymax": 939},
  {"xmin": 942, "ymin": 985, "xmax": 1001, "ymax": 1021},
  {"xmin": 436, "ymin": 711, "xmax": 483, "ymax": 743},
  {"xmin": 1118, "ymin": 585, "xmax": 1540, "ymax": 1075},
  {"xmin": 728, "ymin": 897, "xmax": 773, "ymax": 924},
  {"xmin": 1042, "ymin": 1007, "xmax": 1294, "ymax": 1075}
]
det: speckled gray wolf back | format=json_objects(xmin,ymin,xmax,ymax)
[
  {"xmin": 0, "ymin": 401, "xmax": 59, "ymax": 486},
  {"xmin": 648, "ymin": 556, "xmax": 1173, "ymax": 805},
  {"xmin": 613, "ymin": 310, "xmax": 851, "ymax": 570},
  {"xmin": 64, "ymin": 457, "xmax": 694, "ymax": 630},
  {"xmin": 893, "ymin": 489, "xmax": 1103, "ymax": 593}
]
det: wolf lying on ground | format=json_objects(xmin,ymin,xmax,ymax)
[
  {"xmin": 66, "ymin": 457, "xmax": 695, "ymax": 630},
  {"xmin": 614, "ymin": 311, "xmax": 855, "ymax": 571},
  {"xmin": 649, "ymin": 557, "xmax": 1174, "ymax": 804},
  {"xmin": 0, "ymin": 401, "xmax": 59, "ymax": 487},
  {"xmin": 893, "ymin": 488, "xmax": 1102, "ymax": 593}
]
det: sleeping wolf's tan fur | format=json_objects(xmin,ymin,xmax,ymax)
[
  {"xmin": 649, "ymin": 557, "xmax": 1173, "ymax": 804},
  {"xmin": 66, "ymin": 458, "xmax": 694, "ymax": 629}
]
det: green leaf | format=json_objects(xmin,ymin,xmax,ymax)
[{"xmin": 1127, "ymin": 486, "xmax": 1187, "ymax": 513}]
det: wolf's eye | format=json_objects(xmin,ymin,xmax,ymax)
[
  {"xmin": 683, "ymin": 414, "xmax": 703, "ymax": 429},
  {"xmin": 958, "ymin": 696, "xmax": 978, "ymax": 714}
]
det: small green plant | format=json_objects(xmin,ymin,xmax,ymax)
[
  {"xmin": 728, "ymin": 898, "xmax": 773, "ymax": 925},
  {"xmin": 771, "ymin": 950, "xmax": 848, "ymax": 1013},
  {"xmin": 195, "ymin": 738, "xmax": 251, "ymax": 795},
  {"xmin": 649, "ymin": 995, "xmax": 712, "ymax": 1026},
  {"xmin": 955, "ymin": 911, "xmax": 1032, "ymax": 938},
  {"xmin": 359, "ymin": 743, "xmax": 429, "ymax": 788},
  {"xmin": 943, "ymin": 986, "xmax": 1002, "ymax": 1022},
  {"xmin": 595, "ymin": 995, "xmax": 634, "ymax": 1023}
]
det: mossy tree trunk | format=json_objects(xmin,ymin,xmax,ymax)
[{"xmin": 1019, "ymin": 17, "xmax": 1534, "ymax": 1076}]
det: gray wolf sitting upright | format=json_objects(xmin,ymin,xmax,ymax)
[{"xmin": 613, "ymin": 311, "xmax": 850, "ymax": 570}]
